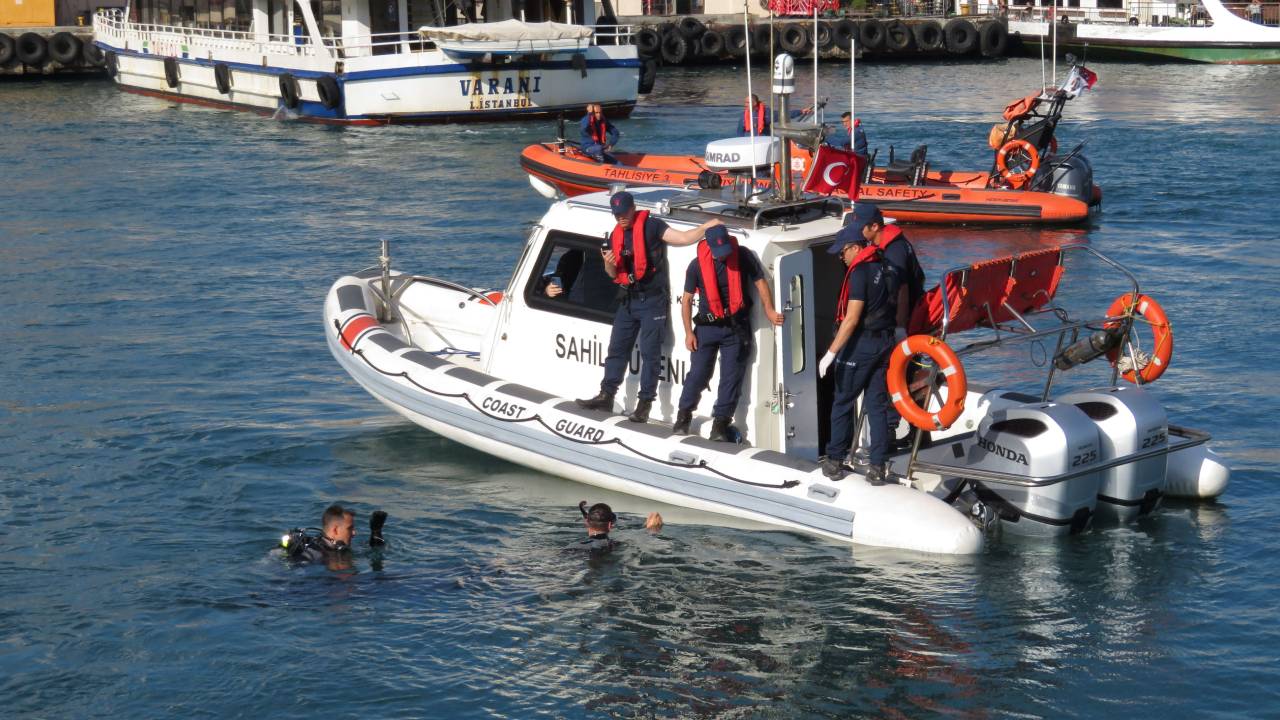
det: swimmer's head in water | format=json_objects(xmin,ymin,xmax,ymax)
[{"xmin": 578, "ymin": 501, "xmax": 617, "ymax": 532}]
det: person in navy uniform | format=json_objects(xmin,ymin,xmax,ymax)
[
  {"xmin": 818, "ymin": 221, "xmax": 900, "ymax": 484},
  {"xmin": 576, "ymin": 191, "xmax": 722, "ymax": 423},
  {"xmin": 737, "ymin": 94, "xmax": 813, "ymax": 136},
  {"xmin": 674, "ymin": 226, "xmax": 783, "ymax": 441},
  {"xmin": 580, "ymin": 103, "xmax": 620, "ymax": 164},
  {"xmin": 837, "ymin": 112, "xmax": 869, "ymax": 160}
]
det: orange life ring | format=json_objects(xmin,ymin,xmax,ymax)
[
  {"xmin": 887, "ymin": 335, "xmax": 968, "ymax": 431},
  {"xmin": 996, "ymin": 139, "xmax": 1040, "ymax": 184},
  {"xmin": 1105, "ymin": 293, "xmax": 1173, "ymax": 383}
]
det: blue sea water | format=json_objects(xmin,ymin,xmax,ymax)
[{"xmin": 2, "ymin": 59, "xmax": 1279, "ymax": 718}]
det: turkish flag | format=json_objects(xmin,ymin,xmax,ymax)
[{"xmin": 803, "ymin": 144, "xmax": 862, "ymax": 197}]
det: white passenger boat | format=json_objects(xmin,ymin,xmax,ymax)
[
  {"xmin": 324, "ymin": 140, "xmax": 1229, "ymax": 554},
  {"xmin": 91, "ymin": 0, "xmax": 648, "ymax": 124}
]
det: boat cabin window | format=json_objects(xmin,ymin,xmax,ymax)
[
  {"xmin": 524, "ymin": 231, "xmax": 621, "ymax": 324},
  {"xmin": 788, "ymin": 274, "xmax": 805, "ymax": 373}
]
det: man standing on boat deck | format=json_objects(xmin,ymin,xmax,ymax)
[
  {"xmin": 576, "ymin": 191, "xmax": 723, "ymax": 423},
  {"xmin": 737, "ymin": 94, "xmax": 813, "ymax": 136},
  {"xmin": 837, "ymin": 112, "xmax": 870, "ymax": 161},
  {"xmin": 818, "ymin": 222, "xmax": 900, "ymax": 484},
  {"xmin": 580, "ymin": 103, "xmax": 620, "ymax": 164},
  {"xmin": 673, "ymin": 226, "xmax": 783, "ymax": 442}
]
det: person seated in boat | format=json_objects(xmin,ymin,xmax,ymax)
[
  {"xmin": 737, "ymin": 94, "xmax": 814, "ymax": 136},
  {"xmin": 576, "ymin": 191, "xmax": 725, "ymax": 423},
  {"xmin": 818, "ymin": 222, "xmax": 900, "ymax": 485},
  {"xmin": 674, "ymin": 226, "xmax": 784, "ymax": 442},
  {"xmin": 837, "ymin": 112, "xmax": 869, "ymax": 161},
  {"xmin": 580, "ymin": 103, "xmax": 620, "ymax": 165},
  {"xmin": 570, "ymin": 501, "xmax": 664, "ymax": 553},
  {"xmin": 279, "ymin": 504, "xmax": 388, "ymax": 570}
]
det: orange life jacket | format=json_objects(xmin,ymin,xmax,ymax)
[
  {"xmin": 610, "ymin": 210, "xmax": 650, "ymax": 286},
  {"xmin": 835, "ymin": 244, "xmax": 882, "ymax": 323},
  {"xmin": 587, "ymin": 115, "xmax": 608, "ymax": 145},
  {"xmin": 743, "ymin": 101, "xmax": 767, "ymax": 134},
  {"xmin": 696, "ymin": 239, "xmax": 744, "ymax": 319}
]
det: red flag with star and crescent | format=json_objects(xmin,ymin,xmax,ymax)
[
  {"xmin": 803, "ymin": 145, "xmax": 863, "ymax": 198},
  {"xmin": 767, "ymin": 0, "xmax": 839, "ymax": 15}
]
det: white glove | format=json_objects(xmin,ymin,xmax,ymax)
[
  {"xmin": 895, "ymin": 327, "xmax": 908, "ymax": 342},
  {"xmin": 818, "ymin": 350, "xmax": 836, "ymax": 378}
]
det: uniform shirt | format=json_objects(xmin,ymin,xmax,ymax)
[
  {"xmin": 618, "ymin": 216, "xmax": 670, "ymax": 293},
  {"xmin": 843, "ymin": 258, "xmax": 899, "ymax": 340},
  {"xmin": 879, "ymin": 231, "xmax": 925, "ymax": 312},
  {"xmin": 683, "ymin": 247, "xmax": 764, "ymax": 319},
  {"xmin": 836, "ymin": 123, "xmax": 869, "ymax": 157}
]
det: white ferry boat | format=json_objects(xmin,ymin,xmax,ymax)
[
  {"xmin": 322, "ymin": 139, "xmax": 1229, "ymax": 554},
  {"xmin": 1007, "ymin": 0, "xmax": 1280, "ymax": 64},
  {"xmin": 91, "ymin": 1, "xmax": 648, "ymax": 124}
]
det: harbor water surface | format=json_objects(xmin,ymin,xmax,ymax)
[{"xmin": 2, "ymin": 60, "xmax": 1279, "ymax": 717}]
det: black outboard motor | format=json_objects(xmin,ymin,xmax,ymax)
[{"xmin": 1042, "ymin": 153, "xmax": 1094, "ymax": 204}]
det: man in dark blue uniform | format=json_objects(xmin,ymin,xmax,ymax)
[
  {"xmin": 818, "ymin": 222, "xmax": 900, "ymax": 484},
  {"xmin": 576, "ymin": 191, "xmax": 722, "ymax": 422},
  {"xmin": 837, "ymin": 112, "xmax": 869, "ymax": 160},
  {"xmin": 674, "ymin": 226, "xmax": 783, "ymax": 441},
  {"xmin": 580, "ymin": 103, "xmax": 620, "ymax": 164}
]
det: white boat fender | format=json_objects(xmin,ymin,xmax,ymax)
[
  {"xmin": 529, "ymin": 173, "xmax": 563, "ymax": 200},
  {"xmin": 333, "ymin": 318, "xmax": 802, "ymax": 491},
  {"xmin": 1165, "ymin": 445, "xmax": 1230, "ymax": 500}
]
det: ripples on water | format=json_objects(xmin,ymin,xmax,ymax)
[{"xmin": 1, "ymin": 60, "xmax": 1278, "ymax": 717}]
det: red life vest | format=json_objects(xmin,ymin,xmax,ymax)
[
  {"xmin": 610, "ymin": 210, "xmax": 650, "ymax": 286},
  {"xmin": 587, "ymin": 115, "xmax": 608, "ymax": 145},
  {"xmin": 743, "ymin": 101, "xmax": 767, "ymax": 134},
  {"xmin": 696, "ymin": 238, "xmax": 744, "ymax": 319},
  {"xmin": 876, "ymin": 223, "xmax": 903, "ymax": 252},
  {"xmin": 834, "ymin": 244, "xmax": 882, "ymax": 323}
]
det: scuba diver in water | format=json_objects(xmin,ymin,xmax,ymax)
[
  {"xmin": 280, "ymin": 503, "xmax": 387, "ymax": 568},
  {"xmin": 571, "ymin": 501, "xmax": 663, "ymax": 553}
]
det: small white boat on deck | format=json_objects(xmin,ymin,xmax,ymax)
[
  {"xmin": 324, "ymin": 150, "xmax": 1228, "ymax": 554},
  {"xmin": 92, "ymin": 0, "xmax": 649, "ymax": 124}
]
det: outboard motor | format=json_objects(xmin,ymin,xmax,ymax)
[
  {"xmin": 1043, "ymin": 153, "xmax": 1094, "ymax": 203},
  {"xmin": 1057, "ymin": 386, "xmax": 1169, "ymax": 524}
]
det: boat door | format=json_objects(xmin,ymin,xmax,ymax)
[{"xmin": 777, "ymin": 243, "xmax": 844, "ymax": 462}]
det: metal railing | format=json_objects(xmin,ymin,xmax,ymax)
[{"xmin": 1008, "ymin": 0, "xmax": 1280, "ymax": 26}]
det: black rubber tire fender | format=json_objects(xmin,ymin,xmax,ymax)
[
  {"xmin": 279, "ymin": 72, "xmax": 301, "ymax": 108},
  {"xmin": 214, "ymin": 62, "xmax": 232, "ymax": 93},
  {"xmin": 833, "ymin": 19, "xmax": 857, "ymax": 52},
  {"xmin": 677, "ymin": 16, "xmax": 705, "ymax": 40},
  {"xmin": 778, "ymin": 23, "xmax": 810, "ymax": 55},
  {"xmin": 660, "ymin": 31, "xmax": 689, "ymax": 65},
  {"xmin": 595, "ymin": 16, "xmax": 618, "ymax": 46},
  {"xmin": 944, "ymin": 18, "xmax": 978, "ymax": 55},
  {"xmin": 16, "ymin": 32, "xmax": 48, "ymax": 66},
  {"xmin": 884, "ymin": 19, "xmax": 913, "ymax": 52},
  {"xmin": 638, "ymin": 57, "xmax": 657, "ymax": 94},
  {"xmin": 725, "ymin": 25, "xmax": 748, "ymax": 57},
  {"xmin": 815, "ymin": 21, "xmax": 834, "ymax": 51},
  {"xmin": 49, "ymin": 32, "xmax": 80, "ymax": 65},
  {"xmin": 636, "ymin": 27, "xmax": 661, "ymax": 56},
  {"xmin": 913, "ymin": 19, "xmax": 944, "ymax": 52},
  {"xmin": 0, "ymin": 33, "xmax": 15, "ymax": 66},
  {"xmin": 316, "ymin": 74, "xmax": 341, "ymax": 109},
  {"xmin": 163, "ymin": 56, "xmax": 179, "ymax": 88},
  {"xmin": 699, "ymin": 29, "xmax": 724, "ymax": 57},
  {"xmin": 105, "ymin": 49, "xmax": 118, "ymax": 77},
  {"xmin": 980, "ymin": 20, "xmax": 1009, "ymax": 57},
  {"xmin": 751, "ymin": 24, "xmax": 771, "ymax": 55},
  {"xmin": 859, "ymin": 19, "xmax": 885, "ymax": 52},
  {"xmin": 81, "ymin": 40, "xmax": 105, "ymax": 67}
]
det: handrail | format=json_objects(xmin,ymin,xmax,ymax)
[{"xmin": 909, "ymin": 425, "xmax": 1210, "ymax": 489}]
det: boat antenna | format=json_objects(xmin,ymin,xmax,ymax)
[
  {"xmin": 850, "ymin": 22, "xmax": 856, "ymax": 136},
  {"xmin": 743, "ymin": 0, "xmax": 757, "ymax": 184},
  {"xmin": 1051, "ymin": 0, "xmax": 1058, "ymax": 90},
  {"xmin": 1039, "ymin": 0, "xmax": 1047, "ymax": 93},
  {"xmin": 813, "ymin": 6, "xmax": 819, "ymax": 127}
]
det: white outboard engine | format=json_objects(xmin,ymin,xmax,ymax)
[
  {"xmin": 1057, "ymin": 386, "xmax": 1169, "ymax": 524},
  {"xmin": 1045, "ymin": 153, "xmax": 1094, "ymax": 203},
  {"xmin": 963, "ymin": 401, "xmax": 1103, "ymax": 537}
]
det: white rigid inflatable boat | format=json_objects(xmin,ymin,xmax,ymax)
[{"xmin": 324, "ymin": 181, "xmax": 1228, "ymax": 554}]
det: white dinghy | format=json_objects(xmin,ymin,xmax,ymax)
[{"xmin": 324, "ymin": 168, "xmax": 1228, "ymax": 553}]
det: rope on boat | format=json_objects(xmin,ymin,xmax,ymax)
[{"xmin": 337, "ymin": 321, "xmax": 800, "ymax": 491}]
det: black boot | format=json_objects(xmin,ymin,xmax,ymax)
[
  {"xmin": 575, "ymin": 390, "xmax": 615, "ymax": 411},
  {"xmin": 865, "ymin": 464, "xmax": 888, "ymax": 487},
  {"xmin": 628, "ymin": 399, "xmax": 652, "ymax": 423},
  {"xmin": 672, "ymin": 409, "xmax": 692, "ymax": 435},
  {"xmin": 708, "ymin": 416, "xmax": 731, "ymax": 442}
]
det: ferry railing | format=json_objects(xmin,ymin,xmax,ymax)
[{"xmin": 1004, "ymin": 0, "xmax": 1279, "ymax": 26}]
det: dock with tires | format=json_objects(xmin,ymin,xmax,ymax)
[
  {"xmin": 0, "ymin": 27, "xmax": 105, "ymax": 76},
  {"xmin": 623, "ymin": 14, "xmax": 1010, "ymax": 66}
]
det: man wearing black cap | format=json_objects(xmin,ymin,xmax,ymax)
[
  {"xmin": 673, "ymin": 225, "xmax": 783, "ymax": 441},
  {"xmin": 818, "ymin": 222, "xmax": 900, "ymax": 484},
  {"xmin": 576, "ymin": 191, "xmax": 723, "ymax": 423}
]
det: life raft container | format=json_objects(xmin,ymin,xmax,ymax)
[
  {"xmin": 888, "ymin": 335, "xmax": 967, "ymax": 431},
  {"xmin": 1106, "ymin": 293, "xmax": 1173, "ymax": 383}
]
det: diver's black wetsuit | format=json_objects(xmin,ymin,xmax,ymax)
[{"xmin": 569, "ymin": 532, "xmax": 618, "ymax": 554}]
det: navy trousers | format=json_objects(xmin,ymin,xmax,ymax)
[
  {"xmin": 678, "ymin": 322, "xmax": 752, "ymax": 418},
  {"xmin": 581, "ymin": 142, "xmax": 617, "ymax": 165},
  {"xmin": 826, "ymin": 330, "xmax": 895, "ymax": 465},
  {"xmin": 600, "ymin": 290, "xmax": 667, "ymax": 402}
]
